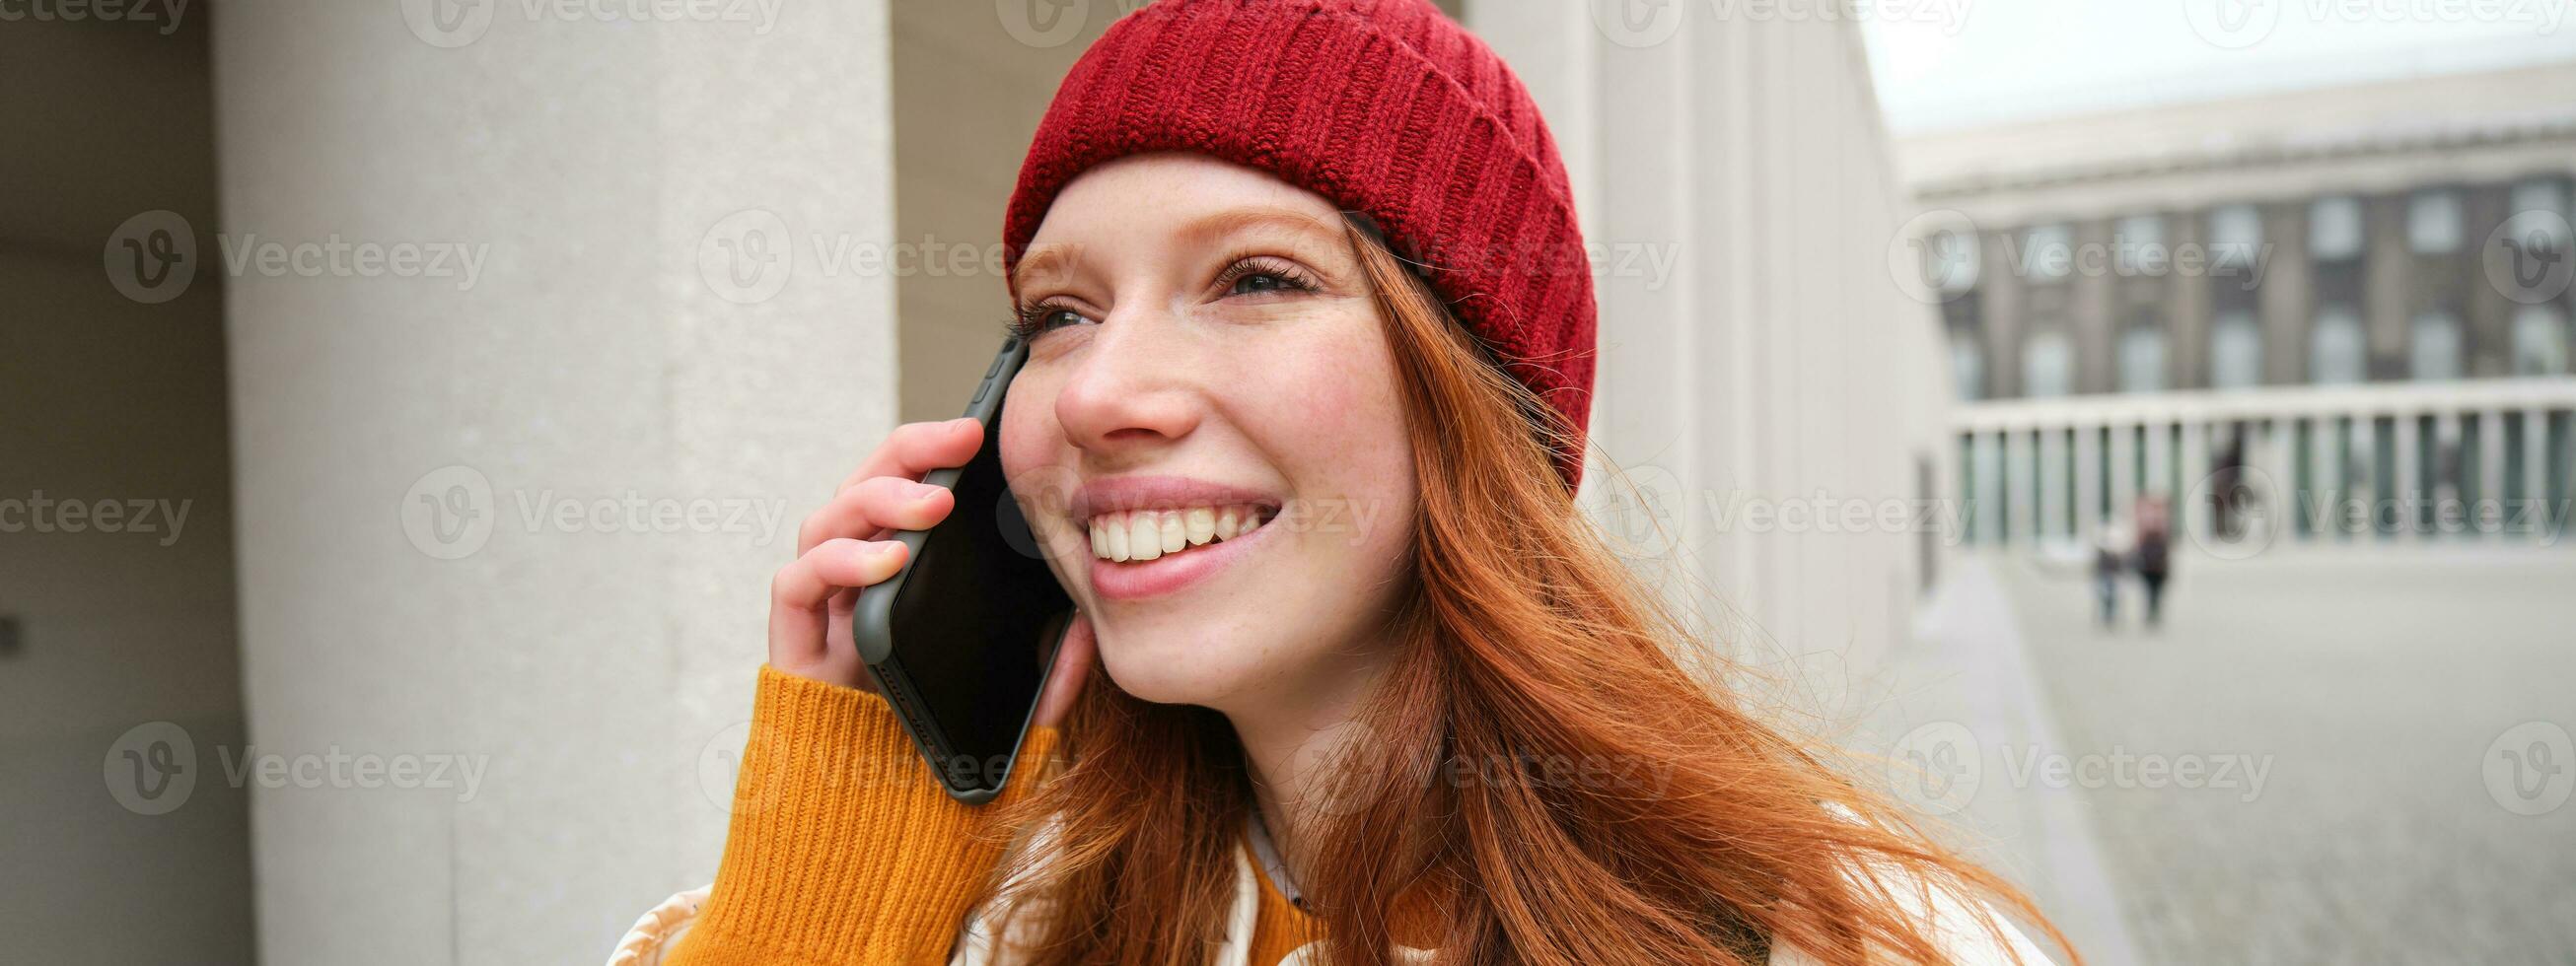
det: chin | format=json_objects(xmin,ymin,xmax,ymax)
[{"xmin": 1091, "ymin": 613, "xmax": 1277, "ymax": 709}]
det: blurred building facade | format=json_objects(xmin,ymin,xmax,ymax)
[{"xmin": 1901, "ymin": 61, "xmax": 2576, "ymax": 551}]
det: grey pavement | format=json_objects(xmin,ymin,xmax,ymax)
[{"xmin": 1968, "ymin": 549, "xmax": 2576, "ymax": 965}]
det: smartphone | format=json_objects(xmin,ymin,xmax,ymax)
[{"xmin": 852, "ymin": 335, "xmax": 1074, "ymax": 803}]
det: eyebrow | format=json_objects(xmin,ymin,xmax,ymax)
[{"xmin": 1009, "ymin": 205, "xmax": 1347, "ymax": 293}]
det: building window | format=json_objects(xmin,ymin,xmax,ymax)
[
  {"xmin": 2410, "ymin": 310, "xmax": 2463, "ymax": 380},
  {"xmin": 2115, "ymin": 215, "xmax": 2166, "ymax": 275},
  {"xmin": 2311, "ymin": 195, "xmax": 2364, "ymax": 262},
  {"xmin": 2211, "ymin": 309, "xmax": 2262, "ymax": 389},
  {"xmin": 1950, "ymin": 333, "xmax": 1985, "ymax": 401},
  {"xmin": 2505, "ymin": 177, "xmax": 2573, "ymax": 254},
  {"xmin": 2406, "ymin": 189, "xmax": 2462, "ymax": 254},
  {"xmin": 2511, "ymin": 177, "xmax": 2571, "ymax": 226},
  {"xmin": 2024, "ymin": 329, "xmax": 2073, "ymax": 397},
  {"xmin": 2118, "ymin": 323, "xmax": 2168, "ymax": 392},
  {"xmin": 2311, "ymin": 307, "xmax": 2366, "ymax": 384},
  {"xmin": 2207, "ymin": 204, "xmax": 2262, "ymax": 278},
  {"xmin": 2514, "ymin": 306, "xmax": 2570, "ymax": 377},
  {"xmin": 2023, "ymin": 224, "xmax": 2072, "ymax": 283}
]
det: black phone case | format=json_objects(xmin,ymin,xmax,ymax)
[{"xmin": 850, "ymin": 335, "xmax": 1068, "ymax": 804}]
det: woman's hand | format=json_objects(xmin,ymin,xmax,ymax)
[{"xmin": 766, "ymin": 417, "xmax": 1093, "ymax": 726}]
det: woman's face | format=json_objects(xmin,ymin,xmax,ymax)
[{"xmin": 999, "ymin": 152, "xmax": 1417, "ymax": 716}]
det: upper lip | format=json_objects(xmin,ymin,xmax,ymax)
[{"xmin": 1068, "ymin": 475, "xmax": 1281, "ymax": 524}]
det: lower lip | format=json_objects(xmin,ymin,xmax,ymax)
[{"xmin": 1086, "ymin": 517, "xmax": 1277, "ymax": 601}]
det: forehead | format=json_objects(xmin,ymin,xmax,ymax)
[{"xmin": 1020, "ymin": 152, "xmax": 1349, "ymax": 260}]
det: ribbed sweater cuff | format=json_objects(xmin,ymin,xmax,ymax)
[{"xmin": 669, "ymin": 664, "xmax": 1060, "ymax": 966}]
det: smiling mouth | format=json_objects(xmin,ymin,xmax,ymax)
[{"xmin": 1086, "ymin": 505, "xmax": 1274, "ymax": 563}]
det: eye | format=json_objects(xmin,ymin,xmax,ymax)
[
  {"xmin": 1214, "ymin": 256, "xmax": 1319, "ymax": 299},
  {"xmin": 1007, "ymin": 300, "xmax": 1091, "ymax": 340}
]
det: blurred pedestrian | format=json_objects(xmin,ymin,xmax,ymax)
[
  {"xmin": 2133, "ymin": 497, "xmax": 2173, "ymax": 629},
  {"xmin": 2093, "ymin": 523, "xmax": 2129, "ymax": 629}
]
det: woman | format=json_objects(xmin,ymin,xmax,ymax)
[{"xmin": 614, "ymin": 1, "xmax": 2073, "ymax": 963}]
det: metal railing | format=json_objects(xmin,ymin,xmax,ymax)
[{"xmin": 1952, "ymin": 379, "xmax": 2576, "ymax": 552}]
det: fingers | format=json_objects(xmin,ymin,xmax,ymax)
[
  {"xmin": 768, "ymin": 538, "xmax": 908, "ymax": 674},
  {"xmin": 1031, "ymin": 610, "xmax": 1095, "ymax": 730},
  {"xmin": 798, "ymin": 475, "xmax": 956, "ymax": 555},
  {"xmin": 838, "ymin": 418, "xmax": 983, "ymax": 495}
]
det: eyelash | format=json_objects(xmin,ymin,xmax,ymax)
[{"xmin": 1003, "ymin": 256, "xmax": 1322, "ymax": 341}]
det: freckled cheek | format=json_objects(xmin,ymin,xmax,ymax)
[
  {"xmin": 997, "ymin": 378, "xmax": 1078, "ymax": 526},
  {"xmin": 1227, "ymin": 323, "xmax": 1414, "ymax": 521}
]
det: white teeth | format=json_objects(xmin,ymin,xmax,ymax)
[
  {"xmin": 1086, "ymin": 505, "xmax": 1268, "ymax": 562},
  {"xmin": 1127, "ymin": 514, "xmax": 1160, "ymax": 561}
]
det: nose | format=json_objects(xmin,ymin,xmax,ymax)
[{"xmin": 1051, "ymin": 306, "xmax": 1203, "ymax": 462}]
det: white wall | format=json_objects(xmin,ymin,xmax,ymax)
[
  {"xmin": 1472, "ymin": 3, "xmax": 1948, "ymax": 682},
  {"xmin": 210, "ymin": 3, "xmax": 897, "ymax": 962}
]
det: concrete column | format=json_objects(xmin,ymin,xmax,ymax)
[
  {"xmin": 212, "ymin": 3, "xmax": 895, "ymax": 963},
  {"xmin": 1477, "ymin": 2, "xmax": 1937, "ymax": 665},
  {"xmin": 1979, "ymin": 433, "xmax": 2007, "ymax": 547},
  {"xmin": 2260, "ymin": 202, "xmax": 2314, "ymax": 386},
  {"xmin": 2075, "ymin": 421, "xmax": 2103, "ymax": 540},
  {"xmin": 2145, "ymin": 417, "xmax": 2174, "ymax": 501},
  {"xmin": 2437, "ymin": 411, "xmax": 2465, "ymax": 537},
  {"xmin": 2179, "ymin": 419, "xmax": 2210, "ymax": 543},
  {"xmin": 2007, "ymin": 430, "xmax": 2036, "ymax": 548},
  {"xmin": 2526, "ymin": 408, "xmax": 2550, "ymax": 539},
  {"xmin": 2483, "ymin": 408, "xmax": 2510, "ymax": 540},
  {"xmin": 2040, "ymin": 426, "xmax": 2070, "ymax": 542},
  {"xmin": 2394, "ymin": 409, "xmax": 2420, "ymax": 538},
  {"xmin": 2110, "ymin": 422, "xmax": 2138, "ymax": 530},
  {"xmin": 2318, "ymin": 417, "xmax": 2338, "ymax": 540}
]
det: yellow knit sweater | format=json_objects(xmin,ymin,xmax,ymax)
[{"xmin": 666, "ymin": 664, "xmax": 1323, "ymax": 966}]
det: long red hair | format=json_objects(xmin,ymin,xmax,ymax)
[{"xmin": 980, "ymin": 221, "xmax": 2076, "ymax": 966}]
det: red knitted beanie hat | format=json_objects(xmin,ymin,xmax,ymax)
[{"xmin": 1001, "ymin": 0, "xmax": 1599, "ymax": 488}]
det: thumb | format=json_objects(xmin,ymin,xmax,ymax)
[{"xmin": 1031, "ymin": 609, "xmax": 1094, "ymax": 730}]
